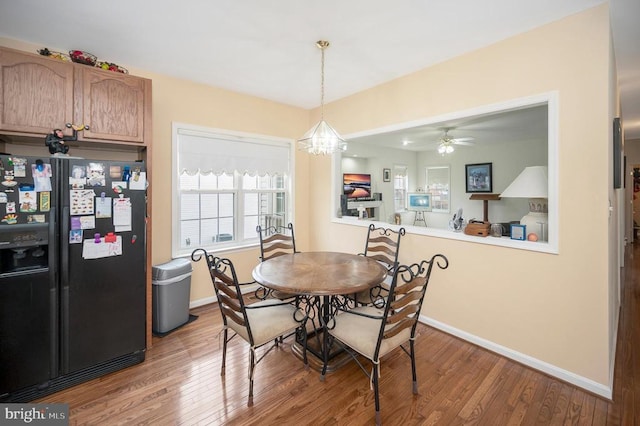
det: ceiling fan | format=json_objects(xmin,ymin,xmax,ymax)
[{"xmin": 436, "ymin": 128, "xmax": 475, "ymax": 155}]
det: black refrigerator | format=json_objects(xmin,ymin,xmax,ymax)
[{"xmin": 0, "ymin": 154, "xmax": 146, "ymax": 402}]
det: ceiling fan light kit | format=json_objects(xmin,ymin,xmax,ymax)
[
  {"xmin": 437, "ymin": 128, "xmax": 457, "ymax": 155},
  {"xmin": 438, "ymin": 142, "xmax": 454, "ymax": 155}
]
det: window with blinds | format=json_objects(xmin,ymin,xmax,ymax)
[{"xmin": 172, "ymin": 124, "xmax": 292, "ymax": 256}]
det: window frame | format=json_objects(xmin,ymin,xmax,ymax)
[
  {"xmin": 393, "ymin": 165, "xmax": 408, "ymax": 212},
  {"xmin": 172, "ymin": 122, "xmax": 295, "ymax": 257},
  {"xmin": 331, "ymin": 91, "xmax": 558, "ymax": 255},
  {"xmin": 425, "ymin": 165, "xmax": 450, "ymax": 213}
]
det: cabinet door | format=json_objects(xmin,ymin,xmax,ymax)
[
  {"xmin": 0, "ymin": 48, "xmax": 74, "ymax": 135},
  {"xmin": 78, "ymin": 68, "xmax": 147, "ymax": 143}
]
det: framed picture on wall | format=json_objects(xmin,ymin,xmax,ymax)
[
  {"xmin": 383, "ymin": 168, "xmax": 391, "ymax": 182},
  {"xmin": 465, "ymin": 163, "xmax": 493, "ymax": 193},
  {"xmin": 613, "ymin": 117, "xmax": 622, "ymax": 189}
]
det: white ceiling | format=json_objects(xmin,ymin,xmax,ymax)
[
  {"xmin": 0, "ymin": 0, "xmax": 637, "ymax": 139},
  {"xmin": 348, "ymin": 104, "xmax": 549, "ymax": 153}
]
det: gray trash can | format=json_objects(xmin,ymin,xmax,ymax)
[{"xmin": 152, "ymin": 258, "xmax": 193, "ymax": 333}]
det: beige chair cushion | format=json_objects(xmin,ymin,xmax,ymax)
[
  {"xmin": 328, "ymin": 306, "xmax": 412, "ymax": 360},
  {"xmin": 227, "ymin": 299, "xmax": 300, "ymax": 347}
]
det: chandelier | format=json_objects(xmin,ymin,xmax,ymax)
[{"xmin": 297, "ymin": 40, "xmax": 346, "ymax": 155}]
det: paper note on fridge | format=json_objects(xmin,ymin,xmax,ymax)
[
  {"xmin": 113, "ymin": 197, "xmax": 132, "ymax": 232},
  {"xmin": 95, "ymin": 196, "xmax": 112, "ymax": 218},
  {"xmin": 82, "ymin": 235, "xmax": 122, "ymax": 259},
  {"xmin": 129, "ymin": 172, "xmax": 146, "ymax": 190},
  {"xmin": 70, "ymin": 189, "xmax": 95, "ymax": 215}
]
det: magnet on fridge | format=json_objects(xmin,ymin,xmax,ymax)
[
  {"xmin": 105, "ymin": 232, "xmax": 116, "ymax": 243},
  {"xmin": 122, "ymin": 165, "xmax": 131, "ymax": 182},
  {"xmin": 131, "ymin": 234, "xmax": 137, "ymax": 244},
  {"xmin": 69, "ymin": 229, "xmax": 82, "ymax": 244},
  {"xmin": 94, "ymin": 233, "xmax": 101, "ymax": 243},
  {"xmin": 40, "ymin": 191, "xmax": 50, "ymax": 212},
  {"xmin": 101, "ymin": 192, "xmax": 105, "ymax": 199}
]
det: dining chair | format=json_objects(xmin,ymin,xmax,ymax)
[
  {"xmin": 351, "ymin": 224, "xmax": 406, "ymax": 307},
  {"xmin": 191, "ymin": 249, "xmax": 304, "ymax": 406},
  {"xmin": 256, "ymin": 222, "xmax": 299, "ymax": 300},
  {"xmin": 323, "ymin": 254, "xmax": 449, "ymax": 426}
]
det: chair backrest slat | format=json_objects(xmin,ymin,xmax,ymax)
[
  {"xmin": 383, "ymin": 317, "xmax": 415, "ymax": 339},
  {"xmin": 219, "ymin": 303, "xmax": 246, "ymax": 327}
]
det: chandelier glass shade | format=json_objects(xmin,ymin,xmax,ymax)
[{"xmin": 297, "ymin": 40, "xmax": 346, "ymax": 155}]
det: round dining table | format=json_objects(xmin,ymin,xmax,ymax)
[
  {"xmin": 251, "ymin": 251, "xmax": 387, "ymax": 296},
  {"xmin": 252, "ymin": 251, "xmax": 388, "ymax": 373}
]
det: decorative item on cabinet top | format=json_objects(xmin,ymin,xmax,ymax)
[
  {"xmin": 37, "ymin": 48, "xmax": 70, "ymax": 62},
  {"xmin": 37, "ymin": 47, "xmax": 127, "ymax": 73},
  {"xmin": 69, "ymin": 50, "xmax": 97, "ymax": 66},
  {"xmin": 96, "ymin": 61, "xmax": 128, "ymax": 74}
]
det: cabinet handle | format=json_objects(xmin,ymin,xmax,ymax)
[{"xmin": 66, "ymin": 123, "xmax": 90, "ymax": 132}]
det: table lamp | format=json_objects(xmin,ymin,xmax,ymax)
[{"xmin": 500, "ymin": 166, "xmax": 548, "ymax": 241}]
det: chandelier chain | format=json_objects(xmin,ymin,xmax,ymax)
[{"xmin": 319, "ymin": 41, "xmax": 327, "ymax": 120}]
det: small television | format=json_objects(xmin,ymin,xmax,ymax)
[
  {"xmin": 407, "ymin": 192, "xmax": 432, "ymax": 211},
  {"xmin": 343, "ymin": 173, "xmax": 372, "ymax": 200}
]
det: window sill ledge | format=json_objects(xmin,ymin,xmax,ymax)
[{"xmin": 333, "ymin": 217, "xmax": 558, "ymax": 254}]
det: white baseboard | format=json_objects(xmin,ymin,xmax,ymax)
[
  {"xmin": 189, "ymin": 284, "xmax": 260, "ymax": 310},
  {"xmin": 419, "ymin": 314, "xmax": 612, "ymax": 399},
  {"xmin": 190, "ymin": 296, "xmax": 217, "ymax": 309}
]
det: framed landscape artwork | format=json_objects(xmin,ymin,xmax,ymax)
[{"xmin": 465, "ymin": 163, "xmax": 493, "ymax": 193}]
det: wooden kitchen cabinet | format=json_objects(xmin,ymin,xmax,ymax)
[
  {"xmin": 76, "ymin": 67, "xmax": 151, "ymax": 144},
  {"xmin": 0, "ymin": 47, "xmax": 75, "ymax": 135},
  {"xmin": 0, "ymin": 46, "xmax": 151, "ymax": 146}
]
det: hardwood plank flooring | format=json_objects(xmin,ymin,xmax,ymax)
[{"xmin": 35, "ymin": 245, "xmax": 640, "ymax": 425}]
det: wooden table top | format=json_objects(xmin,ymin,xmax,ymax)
[{"xmin": 252, "ymin": 251, "xmax": 387, "ymax": 296}]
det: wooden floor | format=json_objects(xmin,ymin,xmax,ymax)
[{"xmin": 37, "ymin": 247, "xmax": 640, "ymax": 425}]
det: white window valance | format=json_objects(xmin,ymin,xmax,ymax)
[{"xmin": 177, "ymin": 128, "xmax": 289, "ymax": 175}]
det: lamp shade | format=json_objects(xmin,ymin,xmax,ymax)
[{"xmin": 500, "ymin": 166, "xmax": 548, "ymax": 198}]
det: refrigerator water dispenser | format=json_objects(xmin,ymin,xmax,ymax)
[{"xmin": 0, "ymin": 223, "xmax": 49, "ymax": 275}]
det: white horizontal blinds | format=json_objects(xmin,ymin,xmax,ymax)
[{"xmin": 177, "ymin": 128, "xmax": 289, "ymax": 175}]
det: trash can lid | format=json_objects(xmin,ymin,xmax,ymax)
[{"xmin": 152, "ymin": 258, "xmax": 192, "ymax": 280}]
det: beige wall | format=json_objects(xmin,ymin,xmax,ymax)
[
  {"xmin": 132, "ymin": 71, "xmax": 311, "ymax": 302},
  {"xmin": 308, "ymin": 4, "xmax": 615, "ymax": 392},
  {"xmin": 0, "ymin": 3, "xmax": 619, "ymax": 395}
]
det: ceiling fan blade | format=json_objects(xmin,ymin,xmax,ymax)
[
  {"xmin": 454, "ymin": 140, "xmax": 475, "ymax": 146},
  {"xmin": 452, "ymin": 136, "xmax": 474, "ymax": 143}
]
